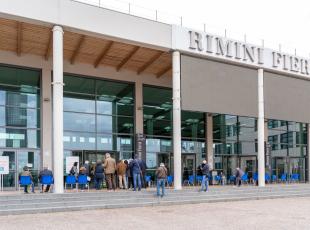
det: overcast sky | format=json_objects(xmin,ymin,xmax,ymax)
[{"xmin": 83, "ymin": 0, "xmax": 310, "ymax": 57}]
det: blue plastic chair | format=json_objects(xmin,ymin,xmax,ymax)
[
  {"xmin": 214, "ymin": 175, "xmax": 221, "ymax": 185},
  {"xmin": 241, "ymin": 173, "xmax": 249, "ymax": 184},
  {"xmin": 41, "ymin": 175, "xmax": 54, "ymax": 193},
  {"xmin": 229, "ymin": 175, "xmax": 236, "ymax": 184},
  {"xmin": 265, "ymin": 173, "xmax": 271, "ymax": 183},
  {"xmin": 196, "ymin": 175, "xmax": 203, "ymax": 185},
  {"xmin": 291, "ymin": 174, "xmax": 299, "ymax": 183},
  {"xmin": 167, "ymin": 175, "xmax": 173, "ymax": 187},
  {"xmin": 77, "ymin": 175, "xmax": 89, "ymax": 191},
  {"xmin": 280, "ymin": 174, "xmax": 287, "ymax": 183},
  {"xmin": 19, "ymin": 176, "xmax": 32, "ymax": 192},
  {"xmin": 272, "ymin": 175, "xmax": 277, "ymax": 183},
  {"xmin": 145, "ymin": 175, "xmax": 153, "ymax": 187},
  {"xmin": 65, "ymin": 175, "xmax": 77, "ymax": 190}
]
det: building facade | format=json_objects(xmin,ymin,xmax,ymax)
[{"xmin": 0, "ymin": 0, "xmax": 309, "ymax": 191}]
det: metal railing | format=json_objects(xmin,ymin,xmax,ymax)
[{"xmin": 72, "ymin": 0, "xmax": 310, "ymax": 58}]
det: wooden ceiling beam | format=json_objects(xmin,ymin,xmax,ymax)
[
  {"xmin": 44, "ymin": 30, "xmax": 52, "ymax": 61},
  {"xmin": 116, "ymin": 46, "xmax": 140, "ymax": 71},
  {"xmin": 94, "ymin": 41, "xmax": 114, "ymax": 68},
  {"xmin": 70, "ymin": 35, "xmax": 85, "ymax": 64},
  {"xmin": 137, "ymin": 51, "xmax": 163, "ymax": 75},
  {"xmin": 16, "ymin": 22, "xmax": 22, "ymax": 56},
  {"xmin": 156, "ymin": 65, "xmax": 172, "ymax": 78}
]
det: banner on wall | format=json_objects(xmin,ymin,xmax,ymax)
[
  {"xmin": 136, "ymin": 133, "xmax": 146, "ymax": 161},
  {"xmin": 65, "ymin": 156, "xmax": 79, "ymax": 174},
  {"xmin": 0, "ymin": 156, "xmax": 9, "ymax": 174}
]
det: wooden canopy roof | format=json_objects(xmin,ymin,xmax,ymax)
[{"xmin": 0, "ymin": 18, "xmax": 172, "ymax": 78}]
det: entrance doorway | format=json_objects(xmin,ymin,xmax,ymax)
[
  {"xmin": 221, "ymin": 155, "xmax": 257, "ymax": 180},
  {"xmin": 182, "ymin": 154, "xmax": 196, "ymax": 181},
  {"xmin": 0, "ymin": 149, "xmax": 40, "ymax": 190},
  {"xmin": 239, "ymin": 156, "xmax": 257, "ymax": 180},
  {"xmin": 272, "ymin": 157, "xmax": 306, "ymax": 182}
]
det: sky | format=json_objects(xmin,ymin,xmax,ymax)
[{"xmin": 82, "ymin": 0, "xmax": 310, "ymax": 57}]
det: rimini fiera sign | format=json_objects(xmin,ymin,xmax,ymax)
[{"xmin": 173, "ymin": 26, "xmax": 310, "ymax": 77}]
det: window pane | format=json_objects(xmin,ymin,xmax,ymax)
[
  {"xmin": 0, "ymin": 107, "xmax": 40, "ymax": 128},
  {"xmin": 117, "ymin": 116, "xmax": 134, "ymax": 134},
  {"xmin": 64, "ymin": 112, "xmax": 95, "ymax": 132},
  {"xmin": 97, "ymin": 115, "xmax": 113, "ymax": 133},
  {"xmin": 64, "ymin": 93, "xmax": 95, "ymax": 113},
  {"xmin": 64, "ymin": 75, "xmax": 95, "ymax": 94},
  {"xmin": 97, "ymin": 100, "xmax": 113, "ymax": 115},
  {"xmin": 96, "ymin": 134, "xmax": 113, "ymax": 150},
  {"xmin": 64, "ymin": 131, "xmax": 96, "ymax": 150},
  {"xmin": 0, "ymin": 66, "xmax": 40, "ymax": 87},
  {"xmin": 0, "ymin": 128, "xmax": 40, "ymax": 148},
  {"xmin": 96, "ymin": 80, "xmax": 134, "ymax": 99}
]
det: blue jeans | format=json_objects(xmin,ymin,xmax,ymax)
[
  {"xmin": 133, "ymin": 173, "xmax": 141, "ymax": 191},
  {"xmin": 95, "ymin": 178, "xmax": 103, "ymax": 190},
  {"xmin": 201, "ymin": 175, "xmax": 208, "ymax": 191},
  {"xmin": 157, "ymin": 179, "xmax": 165, "ymax": 197}
]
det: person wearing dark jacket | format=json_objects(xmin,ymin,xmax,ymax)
[
  {"xmin": 129, "ymin": 155, "xmax": 143, "ymax": 191},
  {"xmin": 39, "ymin": 166, "xmax": 53, "ymax": 193},
  {"xmin": 140, "ymin": 159, "xmax": 147, "ymax": 188},
  {"xmin": 199, "ymin": 160, "xmax": 210, "ymax": 192},
  {"xmin": 235, "ymin": 167, "xmax": 244, "ymax": 187},
  {"xmin": 94, "ymin": 160, "xmax": 104, "ymax": 190}
]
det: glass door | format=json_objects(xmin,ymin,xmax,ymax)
[
  {"xmin": 289, "ymin": 157, "xmax": 305, "ymax": 182},
  {"xmin": 0, "ymin": 150, "xmax": 16, "ymax": 189},
  {"xmin": 272, "ymin": 157, "xmax": 287, "ymax": 180},
  {"xmin": 239, "ymin": 156, "xmax": 257, "ymax": 180},
  {"xmin": 182, "ymin": 154, "xmax": 196, "ymax": 181}
]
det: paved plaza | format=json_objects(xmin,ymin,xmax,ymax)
[{"xmin": 1, "ymin": 197, "xmax": 310, "ymax": 230}]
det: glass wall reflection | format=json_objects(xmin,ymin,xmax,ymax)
[
  {"xmin": 143, "ymin": 85, "xmax": 206, "ymax": 179},
  {"xmin": 63, "ymin": 74, "xmax": 134, "ymax": 160}
]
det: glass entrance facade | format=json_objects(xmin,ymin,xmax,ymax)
[
  {"xmin": 143, "ymin": 85, "xmax": 205, "ymax": 182},
  {"xmin": 0, "ymin": 65, "xmax": 41, "ymax": 189},
  {"xmin": 63, "ymin": 74, "xmax": 134, "ymax": 170},
  {"xmin": 213, "ymin": 113, "xmax": 308, "ymax": 183},
  {"xmin": 268, "ymin": 120, "xmax": 307, "ymax": 182},
  {"xmin": 213, "ymin": 115, "xmax": 258, "ymax": 179}
]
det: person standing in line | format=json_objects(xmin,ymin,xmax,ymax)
[
  {"xmin": 199, "ymin": 160, "xmax": 210, "ymax": 192},
  {"xmin": 156, "ymin": 163, "xmax": 167, "ymax": 198},
  {"xmin": 104, "ymin": 153, "xmax": 116, "ymax": 191},
  {"xmin": 129, "ymin": 155, "xmax": 142, "ymax": 191},
  {"xmin": 140, "ymin": 158, "xmax": 147, "ymax": 188},
  {"xmin": 39, "ymin": 165, "xmax": 53, "ymax": 193},
  {"xmin": 69, "ymin": 162, "xmax": 79, "ymax": 178},
  {"xmin": 83, "ymin": 160, "xmax": 91, "ymax": 188},
  {"xmin": 21, "ymin": 166, "xmax": 35, "ymax": 194},
  {"xmin": 117, "ymin": 159, "xmax": 127, "ymax": 189},
  {"xmin": 125, "ymin": 159, "xmax": 132, "ymax": 189},
  {"xmin": 235, "ymin": 167, "xmax": 244, "ymax": 187},
  {"xmin": 94, "ymin": 160, "xmax": 104, "ymax": 190}
]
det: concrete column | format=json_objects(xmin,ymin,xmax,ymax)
[
  {"xmin": 172, "ymin": 51, "xmax": 182, "ymax": 190},
  {"xmin": 41, "ymin": 68, "xmax": 52, "ymax": 170},
  {"xmin": 258, "ymin": 68, "xmax": 265, "ymax": 187},
  {"xmin": 135, "ymin": 81, "xmax": 143, "ymax": 134},
  {"xmin": 52, "ymin": 25, "xmax": 64, "ymax": 193},
  {"xmin": 206, "ymin": 113, "xmax": 214, "ymax": 170}
]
